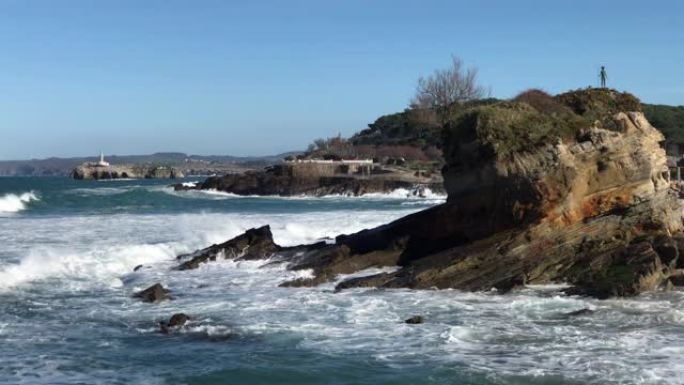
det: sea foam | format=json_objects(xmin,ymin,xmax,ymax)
[{"xmin": 0, "ymin": 191, "xmax": 39, "ymax": 214}]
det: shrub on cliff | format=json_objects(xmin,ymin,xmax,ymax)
[
  {"xmin": 443, "ymin": 88, "xmax": 643, "ymax": 160},
  {"xmin": 444, "ymin": 102, "xmax": 589, "ymax": 159},
  {"xmin": 513, "ymin": 89, "xmax": 574, "ymax": 116},
  {"xmin": 642, "ymin": 103, "xmax": 684, "ymax": 143},
  {"xmin": 556, "ymin": 88, "xmax": 641, "ymax": 130}
]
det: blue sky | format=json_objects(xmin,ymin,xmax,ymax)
[{"xmin": 1, "ymin": 0, "xmax": 682, "ymax": 160}]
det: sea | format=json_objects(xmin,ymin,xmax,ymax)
[{"xmin": 0, "ymin": 177, "xmax": 683, "ymax": 385}]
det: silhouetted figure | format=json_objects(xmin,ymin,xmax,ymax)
[{"xmin": 599, "ymin": 66, "xmax": 608, "ymax": 88}]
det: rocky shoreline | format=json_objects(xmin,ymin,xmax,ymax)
[
  {"xmin": 136, "ymin": 89, "xmax": 684, "ymax": 328},
  {"xmin": 174, "ymin": 161, "xmax": 445, "ymax": 197}
]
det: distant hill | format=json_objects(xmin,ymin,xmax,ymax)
[{"xmin": 0, "ymin": 151, "xmax": 302, "ymax": 177}]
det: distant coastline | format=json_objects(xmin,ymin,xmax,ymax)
[{"xmin": 0, "ymin": 151, "xmax": 300, "ymax": 177}]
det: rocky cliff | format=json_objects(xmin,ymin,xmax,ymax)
[
  {"xmin": 172, "ymin": 89, "xmax": 684, "ymax": 298},
  {"xmin": 72, "ymin": 164, "xmax": 183, "ymax": 180}
]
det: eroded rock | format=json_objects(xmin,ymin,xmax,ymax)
[
  {"xmin": 159, "ymin": 313, "xmax": 190, "ymax": 334},
  {"xmin": 405, "ymin": 315, "xmax": 424, "ymax": 324},
  {"xmin": 170, "ymin": 89, "xmax": 684, "ymax": 299},
  {"xmin": 134, "ymin": 283, "xmax": 170, "ymax": 303}
]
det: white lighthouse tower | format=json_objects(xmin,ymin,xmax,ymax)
[{"xmin": 96, "ymin": 152, "xmax": 110, "ymax": 167}]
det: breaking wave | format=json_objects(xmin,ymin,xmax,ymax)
[
  {"xmin": 0, "ymin": 191, "xmax": 39, "ymax": 214},
  {"xmin": 167, "ymin": 186, "xmax": 446, "ymax": 202}
]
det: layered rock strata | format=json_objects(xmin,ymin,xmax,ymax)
[{"xmin": 172, "ymin": 89, "xmax": 684, "ymax": 298}]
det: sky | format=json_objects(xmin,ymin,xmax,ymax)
[{"xmin": 1, "ymin": 0, "xmax": 683, "ymax": 160}]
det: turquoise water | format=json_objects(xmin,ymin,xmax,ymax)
[{"xmin": 1, "ymin": 177, "xmax": 683, "ymax": 385}]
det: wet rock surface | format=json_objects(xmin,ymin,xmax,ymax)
[
  {"xmin": 174, "ymin": 163, "xmax": 444, "ymax": 197},
  {"xmin": 159, "ymin": 313, "xmax": 190, "ymax": 334},
  {"xmin": 405, "ymin": 316, "xmax": 424, "ymax": 324},
  {"xmin": 134, "ymin": 283, "xmax": 170, "ymax": 303}
]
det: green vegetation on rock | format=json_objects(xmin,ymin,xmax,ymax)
[
  {"xmin": 643, "ymin": 103, "xmax": 684, "ymax": 143},
  {"xmin": 443, "ymin": 88, "xmax": 641, "ymax": 159}
]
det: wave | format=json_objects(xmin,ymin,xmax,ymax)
[
  {"xmin": 0, "ymin": 209, "xmax": 410, "ymax": 291},
  {"xmin": 166, "ymin": 186, "xmax": 447, "ymax": 202},
  {"xmin": 0, "ymin": 191, "xmax": 39, "ymax": 214},
  {"xmin": 67, "ymin": 187, "xmax": 133, "ymax": 196},
  {"xmin": 0, "ymin": 242, "xmax": 180, "ymax": 291}
]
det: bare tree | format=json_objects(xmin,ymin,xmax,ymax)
[{"xmin": 410, "ymin": 56, "xmax": 488, "ymax": 124}]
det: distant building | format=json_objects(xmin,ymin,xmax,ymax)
[{"xmin": 96, "ymin": 152, "xmax": 110, "ymax": 167}]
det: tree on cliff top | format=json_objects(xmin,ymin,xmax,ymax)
[{"xmin": 411, "ymin": 56, "xmax": 490, "ymax": 125}]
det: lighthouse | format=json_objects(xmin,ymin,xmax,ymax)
[{"xmin": 96, "ymin": 152, "xmax": 110, "ymax": 167}]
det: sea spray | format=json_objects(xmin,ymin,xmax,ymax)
[{"xmin": 0, "ymin": 191, "xmax": 39, "ymax": 213}]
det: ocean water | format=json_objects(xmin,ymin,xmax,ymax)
[{"xmin": 1, "ymin": 177, "xmax": 683, "ymax": 385}]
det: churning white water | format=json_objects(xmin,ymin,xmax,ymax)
[
  {"xmin": 0, "ymin": 178, "xmax": 682, "ymax": 385},
  {"xmin": 0, "ymin": 191, "xmax": 39, "ymax": 214}
]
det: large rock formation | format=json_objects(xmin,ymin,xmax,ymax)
[
  {"xmin": 176, "ymin": 163, "xmax": 444, "ymax": 197},
  {"xmin": 174, "ymin": 89, "xmax": 684, "ymax": 298},
  {"xmin": 72, "ymin": 164, "xmax": 183, "ymax": 180}
]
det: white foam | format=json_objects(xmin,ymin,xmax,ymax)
[
  {"xmin": 4, "ymin": 199, "xmax": 684, "ymax": 384},
  {"xmin": 68, "ymin": 187, "xmax": 132, "ymax": 196},
  {"xmin": 167, "ymin": 186, "xmax": 447, "ymax": 202},
  {"xmin": 0, "ymin": 208, "xmax": 415, "ymax": 291},
  {"xmin": 0, "ymin": 191, "xmax": 39, "ymax": 213},
  {"xmin": 0, "ymin": 243, "xmax": 178, "ymax": 291}
]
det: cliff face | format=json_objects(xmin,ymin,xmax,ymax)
[{"xmin": 174, "ymin": 89, "xmax": 684, "ymax": 298}]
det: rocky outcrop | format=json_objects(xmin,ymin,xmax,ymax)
[
  {"xmin": 134, "ymin": 283, "xmax": 170, "ymax": 302},
  {"xmin": 171, "ymin": 89, "xmax": 684, "ymax": 298},
  {"xmin": 405, "ymin": 316, "xmax": 424, "ymax": 324},
  {"xmin": 72, "ymin": 164, "xmax": 183, "ymax": 180},
  {"xmin": 159, "ymin": 313, "xmax": 190, "ymax": 334},
  {"xmin": 175, "ymin": 163, "xmax": 444, "ymax": 197},
  {"xmin": 176, "ymin": 225, "xmax": 327, "ymax": 270}
]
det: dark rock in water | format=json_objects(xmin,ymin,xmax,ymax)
[
  {"xmin": 177, "ymin": 226, "xmax": 329, "ymax": 271},
  {"xmin": 134, "ymin": 283, "xmax": 169, "ymax": 303},
  {"xmin": 564, "ymin": 308, "xmax": 595, "ymax": 317},
  {"xmin": 169, "ymin": 313, "xmax": 190, "ymax": 327},
  {"xmin": 177, "ymin": 226, "xmax": 279, "ymax": 270},
  {"xmin": 133, "ymin": 264, "xmax": 143, "ymax": 272},
  {"xmin": 405, "ymin": 316, "xmax": 424, "ymax": 324},
  {"xmin": 159, "ymin": 313, "xmax": 190, "ymax": 334}
]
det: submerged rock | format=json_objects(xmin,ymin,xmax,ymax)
[
  {"xmin": 134, "ymin": 283, "xmax": 170, "ymax": 303},
  {"xmin": 564, "ymin": 308, "xmax": 595, "ymax": 317},
  {"xmin": 159, "ymin": 313, "xmax": 190, "ymax": 334}
]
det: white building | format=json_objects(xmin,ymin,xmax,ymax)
[{"xmin": 96, "ymin": 152, "xmax": 110, "ymax": 167}]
